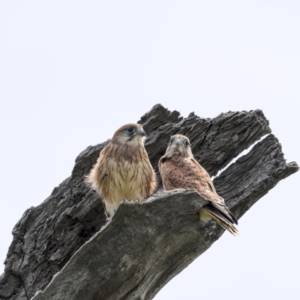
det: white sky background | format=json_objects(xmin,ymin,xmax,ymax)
[{"xmin": 0, "ymin": 0, "xmax": 299, "ymax": 299}]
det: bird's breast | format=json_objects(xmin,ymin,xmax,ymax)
[{"xmin": 102, "ymin": 153, "xmax": 152, "ymax": 201}]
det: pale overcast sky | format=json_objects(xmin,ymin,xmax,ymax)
[{"xmin": 0, "ymin": 1, "xmax": 299, "ymax": 299}]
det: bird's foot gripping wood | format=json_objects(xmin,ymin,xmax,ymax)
[{"xmin": 122, "ymin": 198, "xmax": 142, "ymax": 205}]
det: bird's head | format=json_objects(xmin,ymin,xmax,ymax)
[
  {"xmin": 112, "ymin": 123, "xmax": 147, "ymax": 146},
  {"xmin": 165, "ymin": 134, "xmax": 193, "ymax": 158}
]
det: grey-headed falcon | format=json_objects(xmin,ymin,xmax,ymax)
[{"xmin": 159, "ymin": 134, "xmax": 238, "ymax": 235}]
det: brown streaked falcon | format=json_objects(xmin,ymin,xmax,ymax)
[
  {"xmin": 86, "ymin": 123, "xmax": 157, "ymax": 218},
  {"xmin": 159, "ymin": 134, "xmax": 238, "ymax": 236}
]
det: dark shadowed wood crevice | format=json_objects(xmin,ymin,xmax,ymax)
[{"xmin": 0, "ymin": 104, "xmax": 298, "ymax": 300}]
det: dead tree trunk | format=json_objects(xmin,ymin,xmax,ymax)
[{"xmin": 0, "ymin": 104, "xmax": 298, "ymax": 300}]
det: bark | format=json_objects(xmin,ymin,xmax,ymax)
[{"xmin": 0, "ymin": 104, "xmax": 298, "ymax": 300}]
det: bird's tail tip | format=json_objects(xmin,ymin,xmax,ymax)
[{"xmin": 200, "ymin": 208, "xmax": 239, "ymax": 237}]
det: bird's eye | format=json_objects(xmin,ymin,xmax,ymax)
[
  {"xmin": 170, "ymin": 138, "xmax": 174, "ymax": 144},
  {"xmin": 127, "ymin": 127, "xmax": 135, "ymax": 133},
  {"xmin": 184, "ymin": 140, "xmax": 189, "ymax": 146}
]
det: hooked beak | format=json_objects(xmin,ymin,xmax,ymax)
[
  {"xmin": 137, "ymin": 129, "xmax": 146, "ymax": 137},
  {"xmin": 173, "ymin": 140, "xmax": 181, "ymax": 151}
]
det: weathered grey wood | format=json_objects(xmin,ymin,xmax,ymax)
[
  {"xmin": 0, "ymin": 104, "xmax": 297, "ymax": 300},
  {"xmin": 32, "ymin": 190, "xmax": 209, "ymax": 300}
]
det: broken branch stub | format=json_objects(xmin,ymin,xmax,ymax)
[{"xmin": 0, "ymin": 104, "xmax": 298, "ymax": 300}]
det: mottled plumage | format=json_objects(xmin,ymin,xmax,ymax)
[
  {"xmin": 85, "ymin": 123, "xmax": 157, "ymax": 217},
  {"xmin": 159, "ymin": 134, "xmax": 238, "ymax": 236}
]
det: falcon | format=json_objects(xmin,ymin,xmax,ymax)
[
  {"xmin": 85, "ymin": 123, "xmax": 157, "ymax": 218},
  {"xmin": 159, "ymin": 134, "xmax": 238, "ymax": 235}
]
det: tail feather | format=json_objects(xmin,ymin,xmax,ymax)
[
  {"xmin": 210, "ymin": 202, "xmax": 238, "ymax": 225},
  {"xmin": 200, "ymin": 207, "xmax": 239, "ymax": 236}
]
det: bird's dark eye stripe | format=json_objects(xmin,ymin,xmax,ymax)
[
  {"xmin": 184, "ymin": 140, "xmax": 189, "ymax": 146},
  {"xmin": 170, "ymin": 138, "xmax": 174, "ymax": 144}
]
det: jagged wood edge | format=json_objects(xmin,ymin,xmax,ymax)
[
  {"xmin": 0, "ymin": 104, "xmax": 292, "ymax": 300},
  {"xmin": 32, "ymin": 134, "xmax": 298, "ymax": 300}
]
